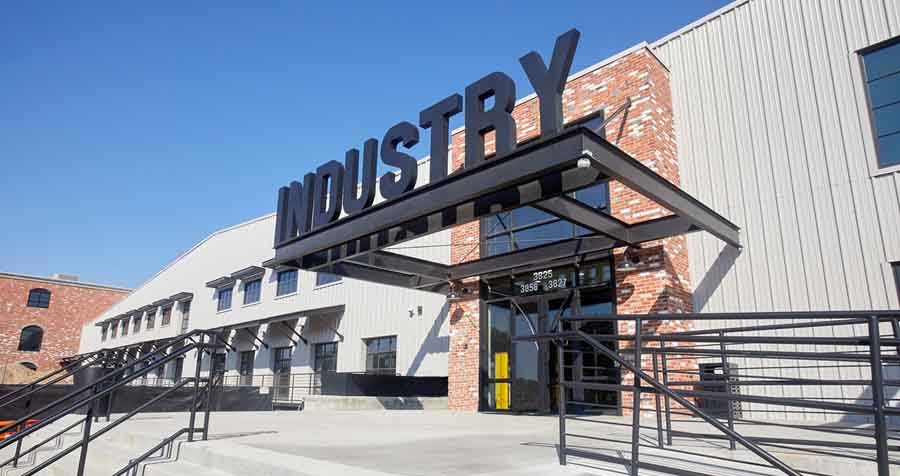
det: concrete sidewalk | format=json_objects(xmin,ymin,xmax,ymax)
[{"xmin": 58, "ymin": 410, "xmax": 896, "ymax": 475}]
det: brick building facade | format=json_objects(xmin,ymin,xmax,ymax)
[
  {"xmin": 0, "ymin": 273, "xmax": 129, "ymax": 379},
  {"xmin": 447, "ymin": 45, "xmax": 695, "ymax": 412}
]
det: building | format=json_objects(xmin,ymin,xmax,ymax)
[
  {"xmin": 78, "ymin": 0, "xmax": 900, "ymax": 416},
  {"xmin": 0, "ymin": 272, "xmax": 129, "ymax": 381}
]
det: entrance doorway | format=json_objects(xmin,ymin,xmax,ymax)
[{"xmin": 481, "ymin": 259, "xmax": 619, "ymax": 414}]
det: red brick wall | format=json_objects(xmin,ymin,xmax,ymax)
[
  {"xmin": 0, "ymin": 275, "xmax": 128, "ymax": 377},
  {"xmin": 446, "ymin": 46, "xmax": 695, "ymax": 412}
]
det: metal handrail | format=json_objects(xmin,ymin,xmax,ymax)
[
  {"xmin": 17, "ymin": 378, "xmax": 196, "ymax": 476},
  {"xmin": 0, "ymin": 415, "xmax": 87, "ymax": 470},
  {"xmin": 574, "ymin": 329, "xmax": 804, "ymax": 476},
  {"xmin": 111, "ymin": 427, "xmax": 191, "ymax": 476},
  {"xmin": 0, "ymin": 351, "xmax": 103, "ymax": 411},
  {"xmin": 549, "ymin": 312, "xmax": 900, "ymax": 476},
  {"xmin": 0, "ymin": 329, "xmax": 205, "ymax": 440}
]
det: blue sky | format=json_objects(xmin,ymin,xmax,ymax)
[{"xmin": 0, "ymin": 1, "xmax": 729, "ymax": 289}]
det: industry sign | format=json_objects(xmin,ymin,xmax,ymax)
[{"xmin": 274, "ymin": 29, "xmax": 582, "ymax": 247}]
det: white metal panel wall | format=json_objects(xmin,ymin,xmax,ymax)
[
  {"xmin": 79, "ymin": 158, "xmax": 452, "ymax": 379},
  {"xmin": 654, "ymin": 0, "xmax": 900, "ymax": 420}
]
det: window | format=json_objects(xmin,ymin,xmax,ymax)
[
  {"xmin": 276, "ymin": 270, "xmax": 298, "ymax": 296},
  {"xmin": 18, "ymin": 326, "xmax": 43, "ymax": 352},
  {"xmin": 243, "ymin": 279, "xmax": 262, "ymax": 304},
  {"xmin": 133, "ymin": 315, "xmax": 141, "ymax": 334},
  {"xmin": 120, "ymin": 318, "xmax": 129, "ymax": 336},
  {"xmin": 272, "ymin": 347, "xmax": 292, "ymax": 400},
  {"xmin": 19, "ymin": 362, "xmax": 37, "ymax": 372},
  {"xmin": 111, "ymin": 321, "xmax": 118, "ymax": 339},
  {"xmin": 180, "ymin": 301, "xmax": 191, "ymax": 334},
  {"xmin": 160, "ymin": 306, "xmax": 171, "ymax": 326},
  {"xmin": 316, "ymin": 273, "xmax": 342, "ymax": 286},
  {"xmin": 217, "ymin": 287, "xmax": 233, "ymax": 312},
  {"xmin": 101, "ymin": 324, "xmax": 108, "ymax": 342},
  {"xmin": 893, "ymin": 262, "xmax": 900, "ymax": 305},
  {"xmin": 212, "ymin": 353, "xmax": 226, "ymax": 376},
  {"xmin": 483, "ymin": 183, "xmax": 610, "ymax": 257},
  {"xmin": 172, "ymin": 358, "xmax": 184, "ymax": 383},
  {"xmin": 26, "ymin": 288, "xmax": 51, "ymax": 308},
  {"xmin": 862, "ymin": 37, "xmax": 900, "ymax": 168},
  {"xmin": 239, "ymin": 351, "xmax": 255, "ymax": 385},
  {"xmin": 365, "ymin": 336, "xmax": 397, "ymax": 375},
  {"xmin": 145, "ymin": 310, "xmax": 155, "ymax": 330},
  {"xmin": 314, "ymin": 342, "xmax": 338, "ymax": 373}
]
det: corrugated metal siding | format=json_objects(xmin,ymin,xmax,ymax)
[
  {"xmin": 654, "ymin": 0, "xmax": 900, "ymax": 315},
  {"xmin": 654, "ymin": 0, "xmax": 900, "ymax": 419}
]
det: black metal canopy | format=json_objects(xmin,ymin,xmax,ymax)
[{"xmin": 264, "ymin": 126, "xmax": 740, "ymax": 294}]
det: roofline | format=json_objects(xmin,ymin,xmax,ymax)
[
  {"xmin": 450, "ymin": 41, "xmax": 654, "ymax": 136},
  {"xmin": 121, "ymin": 213, "xmax": 277, "ymax": 300},
  {"xmin": 0, "ymin": 272, "xmax": 131, "ymax": 293},
  {"xmin": 652, "ymin": 0, "xmax": 751, "ymax": 48}
]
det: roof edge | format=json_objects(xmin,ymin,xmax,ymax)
[{"xmin": 0, "ymin": 272, "xmax": 131, "ymax": 292}]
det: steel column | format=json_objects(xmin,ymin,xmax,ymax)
[
  {"xmin": 868, "ymin": 317, "xmax": 890, "ymax": 476},
  {"xmin": 720, "ymin": 331, "xmax": 736, "ymax": 450},
  {"xmin": 652, "ymin": 351, "xmax": 663, "ymax": 450},
  {"xmin": 630, "ymin": 317, "xmax": 642, "ymax": 476}
]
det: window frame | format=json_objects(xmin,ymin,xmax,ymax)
[
  {"xmin": 893, "ymin": 262, "xmax": 900, "ymax": 306},
  {"xmin": 276, "ymin": 269, "xmax": 299, "ymax": 297},
  {"xmin": 315, "ymin": 272, "xmax": 342, "ymax": 287},
  {"xmin": 145, "ymin": 310, "xmax": 156, "ymax": 330},
  {"xmin": 314, "ymin": 341, "xmax": 339, "ymax": 373},
  {"xmin": 859, "ymin": 35, "xmax": 900, "ymax": 174},
  {"xmin": 26, "ymin": 288, "xmax": 51, "ymax": 308},
  {"xmin": 243, "ymin": 278, "xmax": 262, "ymax": 305},
  {"xmin": 239, "ymin": 350, "xmax": 255, "ymax": 385},
  {"xmin": 101, "ymin": 324, "xmax": 108, "ymax": 342},
  {"xmin": 217, "ymin": 287, "xmax": 233, "ymax": 312},
  {"xmin": 482, "ymin": 183, "xmax": 611, "ymax": 257},
  {"xmin": 180, "ymin": 300, "xmax": 191, "ymax": 333},
  {"xmin": 18, "ymin": 325, "xmax": 44, "ymax": 352},
  {"xmin": 120, "ymin": 318, "xmax": 129, "ymax": 336},
  {"xmin": 160, "ymin": 306, "xmax": 172, "ymax": 326},
  {"xmin": 364, "ymin": 335, "xmax": 397, "ymax": 375}
]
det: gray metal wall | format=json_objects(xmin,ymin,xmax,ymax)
[
  {"xmin": 653, "ymin": 0, "xmax": 900, "ymax": 420},
  {"xmin": 654, "ymin": 0, "xmax": 899, "ymax": 314}
]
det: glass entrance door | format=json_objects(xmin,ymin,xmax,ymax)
[
  {"xmin": 486, "ymin": 291, "xmax": 573, "ymax": 412},
  {"xmin": 482, "ymin": 258, "xmax": 618, "ymax": 413}
]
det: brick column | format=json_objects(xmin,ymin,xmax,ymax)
[{"xmin": 446, "ymin": 46, "xmax": 696, "ymax": 413}]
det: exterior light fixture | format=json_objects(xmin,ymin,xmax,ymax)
[
  {"xmin": 618, "ymin": 246, "xmax": 641, "ymax": 271},
  {"xmin": 577, "ymin": 150, "xmax": 594, "ymax": 168}
]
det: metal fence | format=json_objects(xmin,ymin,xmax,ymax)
[{"xmin": 521, "ymin": 310, "xmax": 900, "ymax": 476}]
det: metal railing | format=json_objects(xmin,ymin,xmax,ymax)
[
  {"xmin": 220, "ymin": 372, "xmax": 321, "ymax": 404},
  {"xmin": 521, "ymin": 310, "xmax": 900, "ymax": 476},
  {"xmin": 0, "ymin": 329, "xmax": 226, "ymax": 476}
]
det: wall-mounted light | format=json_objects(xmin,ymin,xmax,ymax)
[{"xmin": 618, "ymin": 246, "xmax": 641, "ymax": 271}]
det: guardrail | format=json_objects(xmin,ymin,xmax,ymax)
[{"xmin": 517, "ymin": 310, "xmax": 900, "ymax": 476}]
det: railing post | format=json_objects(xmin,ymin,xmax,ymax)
[
  {"xmin": 891, "ymin": 318, "xmax": 900, "ymax": 357},
  {"xmin": 867, "ymin": 317, "xmax": 890, "ymax": 476},
  {"xmin": 13, "ymin": 422, "xmax": 23, "ymax": 467},
  {"xmin": 660, "ymin": 341, "xmax": 672, "ymax": 446},
  {"xmin": 202, "ymin": 333, "xmax": 216, "ymax": 441},
  {"xmin": 630, "ymin": 317, "xmax": 642, "ymax": 476},
  {"xmin": 719, "ymin": 330, "xmax": 736, "ymax": 450},
  {"xmin": 652, "ymin": 350, "xmax": 663, "ymax": 449},
  {"xmin": 558, "ymin": 340, "xmax": 567, "ymax": 465},
  {"xmin": 76, "ymin": 399, "xmax": 94, "ymax": 476},
  {"xmin": 188, "ymin": 334, "xmax": 203, "ymax": 442}
]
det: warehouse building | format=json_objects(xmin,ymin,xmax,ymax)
[{"xmin": 79, "ymin": 0, "xmax": 900, "ymax": 416}]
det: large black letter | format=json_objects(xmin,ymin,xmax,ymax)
[
  {"xmin": 419, "ymin": 94, "xmax": 461, "ymax": 183},
  {"xmin": 379, "ymin": 121, "xmax": 420, "ymax": 199},
  {"xmin": 343, "ymin": 138, "xmax": 377, "ymax": 215},
  {"xmin": 313, "ymin": 160, "xmax": 344, "ymax": 229},
  {"xmin": 464, "ymin": 72, "xmax": 516, "ymax": 168},
  {"xmin": 274, "ymin": 173, "xmax": 315, "ymax": 245},
  {"xmin": 520, "ymin": 29, "xmax": 580, "ymax": 138}
]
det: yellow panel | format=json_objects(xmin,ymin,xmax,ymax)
[
  {"xmin": 495, "ymin": 382, "xmax": 510, "ymax": 410},
  {"xmin": 495, "ymin": 352, "xmax": 509, "ymax": 379}
]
